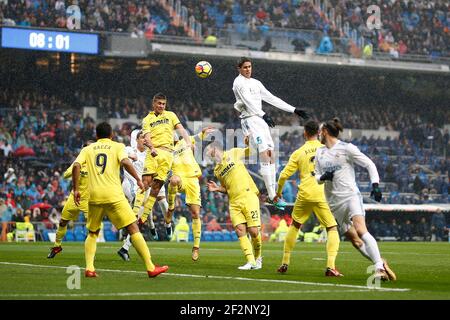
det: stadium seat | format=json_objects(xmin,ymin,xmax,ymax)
[
  {"xmin": 231, "ymin": 232, "xmax": 238, "ymax": 241},
  {"xmin": 213, "ymin": 231, "xmax": 224, "ymax": 242},
  {"xmin": 189, "ymin": 232, "xmax": 194, "ymax": 242},
  {"xmin": 104, "ymin": 230, "xmax": 117, "ymax": 241},
  {"xmin": 65, "ymin": 230, "xmax": 75, "ymax": 241},
  {"xmin": 222, "ymin": 230, "xmax": 232, "ymax": 241},
  {"xmin": 203, "ymin": 231, "xmax": 213, "ymax": 242}
]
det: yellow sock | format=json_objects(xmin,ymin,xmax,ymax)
[
  {"xmin": 282, "ymin": 225, "xmax": 299, "ymax": 265},
  {"xmin": 238, "ymin": 235, "xmax": 256, "ymax": 264},
  {"xmin": 141, "ymin": 195, "xmax": 156, "ymax": 223},
  {"xmin": 326, "ymin": 229, "xmax": 340, "ymax": 270},
  {"xmin": 167, "ymin": 184, "xmax": 177, "ymax": 210},
  {"xmin": 130, "ymin": 232, "xmax": 155, "ymax": 272},
  {"xmin": 192, "ymin": 218, "xmax": 201, "ymax": 248},
  {"xmin": 85, "ymin": 233, "xmax": 98, "ymax": 272},
  {"xmin": 252, "ymin": 232, "xmax": 262, "ymax": 259},
  {"xmin": 133, "ymin": 192, "xmax": 145, "ymax": 216},
  {"xmin": 54, "ymin": 224, "xmax": 67, "ymax": 247}
]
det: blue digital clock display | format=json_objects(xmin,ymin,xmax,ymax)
[{"xmin": 1, "ymin": 27, "xmax": 99, "ymax": 55}]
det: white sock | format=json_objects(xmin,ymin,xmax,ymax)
[
  {"xmin": 158, "ymin": 198, "xmax": 169, "ymax": 214},
  {"xmin": 147, "ymin": 210, "xmax": 155, "ymax": 229},
  {"xmin": 361, "ymin": 232, "xmax": 384, "ymax": 270},
  {"xmin": 122, "ymin": 234, "xmax": 132, "ymax": 251},
  {"xmin": 269, "ymin": 163, "xmax": 277, "ymax": 197},
  {"xmin": 356, "ymin": 243, "xmax": 373, "ymax": 262},
  {"xmin": 260, "ymin": 162, "xmax": 275, "ymax": 200}
]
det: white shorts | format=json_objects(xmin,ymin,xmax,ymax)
[
  {"xmin": 122, "ymin": 179, "xmax": 166, "ymax": 204},
  {"xmin": 328, "ymin": 194, "xmax": 365, "ymax": 234},
  {"xmin": 241, "ymin": 116, "xmax": 274, "ymax": 152}
]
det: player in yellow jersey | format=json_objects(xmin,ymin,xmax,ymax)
[
  {"xmin": 139, "ymin": 93, "xmax": 192, "ymax": 228},
  {"xmin": 206, "ymin": 138, "xmax": 263, "ymax": 270},
  {"xmin": 72, "ymin": 122, "xmax": 168, "ymax": 278},
  {"xmin": 47, "ymin": 141, "xmax": 93, "ymax": 258},
  {"xmin": 275, "ymin": 120, "xmax": 342, "ymax": 276},
  {"xmin": 165, "ymin": 126, "xmax": 215, "ymax": 261}
]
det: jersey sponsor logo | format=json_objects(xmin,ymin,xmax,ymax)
[
  {"xmin": 150, "ymin": 118, "xmax": 170, "ymax": 127},
  {"xmin": 219, "ymin": 162, "xmax": 235, "ymax": 177},
  {"xmin": 324, "ymin": 162, "xmax": 342, "ymax": 172}
]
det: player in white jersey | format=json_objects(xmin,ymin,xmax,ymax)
[
  {"xmin": 314, "ymin": 118, "xmax": 396, "ymax": 281},
  {"xmin": 118, "ymin": 129, "xmax": 169, "ymax": 261},
  {"xmin": 232, "ymin": 57, "xmax": 309, "ymax": 209}
]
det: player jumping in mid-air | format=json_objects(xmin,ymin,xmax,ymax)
[
  {"xmin": 232, "ymin": 57, "xmax": 310, "ymax": 210},
  {"xmin": 206, "ymin": 138, "xmax": 263, "ymax": 270},
  {"xmin": 276, "ymin": 120, "xmax": 342, "ymax": 276},
  {"xmin": 166, "ymin": 126, "xmax": 215, "ymax": 261},
  {"xmin": 314, "ymin": 118, "xmax": 396, "ymax": 281},
  {"xmin": 139, "ymin": 93, "xmax": 192, "ymax": 230},
  {"xmin": 47, "ymin": 141, "xmax": 93, "ymax": 258},
  {"xmin": 73, "ymin": 122, "xmax": 168, "ymax": 278},
  {"xmin": 118, "ymin": 129, "xmax": 169, "ymax": 262}
]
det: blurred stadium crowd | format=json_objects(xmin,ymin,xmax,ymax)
[
  {"xmin": 0, "ymin": 87, "xmax": 448, "ymax": 241},
  {"xmin": 0, "ymin": 0, "xmax": 448, "ymax": 57}
]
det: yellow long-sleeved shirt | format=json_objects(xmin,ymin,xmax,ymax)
[{"xmin": 277, "ymin": 140, "xmax": 326, "ymax": 202}]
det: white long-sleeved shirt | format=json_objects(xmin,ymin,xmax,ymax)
[
  {"xmin": 232, "ymin": 74, "xmax": 296, "ymax": 118},
  {"xmin": 123, "ymin": 145, "xmax": 145, "ymax": 192},
  {"xmin": 314, "ymin": 140, "xmax": 379, "ymax": 204}
]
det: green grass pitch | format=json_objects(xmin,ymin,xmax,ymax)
[{"xmin": 1, "ymin": 241, "xmax": 449, "ymax": 300}]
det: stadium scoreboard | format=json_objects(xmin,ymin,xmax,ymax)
[{"xmin": 1, "ymin": 27, "xmax": 99, "ymax": 55}]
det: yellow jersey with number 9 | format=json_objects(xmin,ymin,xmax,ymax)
[{"xmin": 74, "ymin": 138, "xmax": 128, "ymax": 204}]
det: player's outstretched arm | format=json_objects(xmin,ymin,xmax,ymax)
[
  {"xmin": 72, "ymin": 162, "xmax": 81, "ymax": 206},
  {"xmin": 143, "ymin": 132, "xmax": 158, "ymax": 157},
  {"xmin": 63, "ymin": 163, "xmax": 73, "ymax": 179},
  {"xmin": 207, "ymin": 181, "xmax": 227, "ymax": 194},
  {"xmin": 175, "ymin": 123, "xmax": 193, "ymax": 151},
  {"xmin": 276, "ymin": 150, "xmax": 300, "ymax": 196}
]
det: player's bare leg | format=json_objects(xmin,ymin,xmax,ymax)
[
  {"xmin": 48, "ymin": 219, "xmax": 69, "ymax": 258},
  {"xmin": 235, "ymin": 224, "xmax": 257, "ymax": 270},
  {"xmin": 346, "ymin": 226, "xmax": 396, "ymax": 281},
  {"xmin": 190, "ymin": 204, "xmax": 202, "ymax": 261},
  {"xmin": 351, "ymin": 215, "xmax": 392, "ymax": 281}
]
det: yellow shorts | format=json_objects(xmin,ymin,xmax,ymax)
[
  {"xmin": 87, "ymin": 198, "xmax": 136, "ymax": 232},
  {"xmin": 143, "ymin": 148, "xmax": 173, "ymax": 182},
  {"xmin": 61, "ymin": 193, "xmax": 88, "ymax": 221},
  {"xmin": 292, "ymin": 198, "xmax": 337, "ymax": 228},
  {"xmin": 229, "ymin": 193, "xmax": 260, "ymax": 228},
  {"xmin": 179, "ymin": 176, "xmax": 201, "ymax": 207}
]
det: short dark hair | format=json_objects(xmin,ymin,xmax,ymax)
[
  {"xmin": 96, "ymin": 122, "xmax": 112, "ymax": 139},
  {"xmin": 136, "ymin": 130, "xmax": 143, "ymax": 139},
  {"xmin": 304, "ymin": 120, "xmax": 319, "ymax": 137},
  {"xmin": 237, "ymin": 57, "xmax": 252, "ymax": 68},
  {"xmin": 153, "ymin": 92, "xmax": 167, "ymax": 102},
  {"xmin": 322, "ymin": 117, "xmax": 344, "ymax": 137}
]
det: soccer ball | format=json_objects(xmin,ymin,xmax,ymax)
[{"xmin": 195, "ymin": 61, "xmax": 212, "ymax": 78}]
